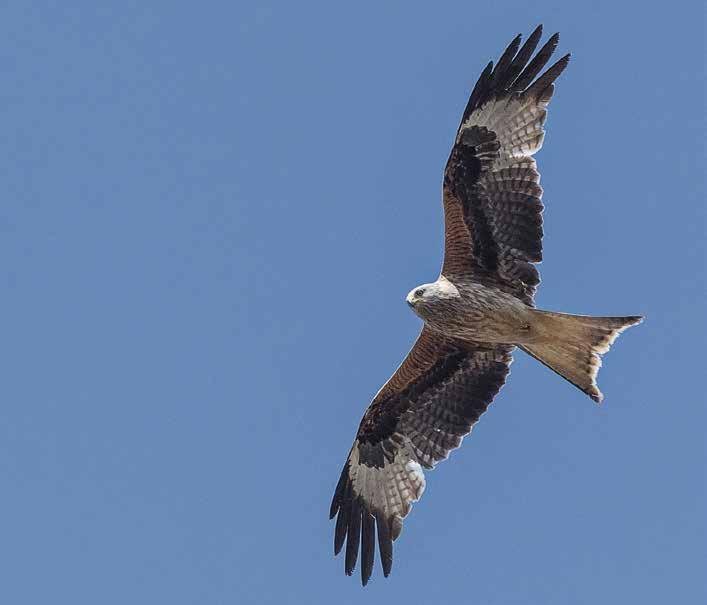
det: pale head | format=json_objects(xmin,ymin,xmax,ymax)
[{"xmin": 405, "ymin": 277, "xmax": 461, "ymax": 320}]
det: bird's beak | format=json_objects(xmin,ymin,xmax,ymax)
[{"xmin": 406, "ymin": 295, "xmax": 415, "ymax": 308}]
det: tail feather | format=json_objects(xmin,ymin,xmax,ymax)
[{"xmin": 521, "ymin": 311, "xmax": 643, "ymax": 402}]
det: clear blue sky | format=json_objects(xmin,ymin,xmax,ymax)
[{"xmin": 1, "ymin": 1, "xmax": 704, "ymax": 603}]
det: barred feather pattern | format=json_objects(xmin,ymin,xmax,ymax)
[
  {"xmin": 443, "ymin": 26, "xmax": 570, "ymax": 304},
  {"xmin": 330, "ymin": 332, "xmax": 512, "ymax": 585}
]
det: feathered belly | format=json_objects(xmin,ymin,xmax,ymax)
[{"xmin": 426, "ymin": 283, "xmax": 532, "ymax": 344}]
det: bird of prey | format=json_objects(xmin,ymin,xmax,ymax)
[{"xmin": 329, "ymin": 26, "xmax": 642, "ymax": 585}]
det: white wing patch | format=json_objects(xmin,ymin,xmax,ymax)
[
  {"xmin": 460, "ymin": 94, "xmax": 549, "ymax": 163},
  {"xmin": 349, "ymin": 438, "xmax": 426, "ymax": 539}
]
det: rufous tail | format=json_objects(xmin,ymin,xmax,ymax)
[{"xmin": 520, "ymin": 311, "xmax": 643, "ymax": 402}]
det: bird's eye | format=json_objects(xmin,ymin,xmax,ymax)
[{"xmin": 415, "ymin": 289, "xmax": 425, "ymax": 298}]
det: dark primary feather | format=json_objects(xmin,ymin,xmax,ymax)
[
  {"xmin": 460, "ymin": 61, "xmax": 493, "ymax": 128},
  {"xmin": 332, "ymin": 470, "xmax": 350, "ymax": 554},
  {"xmin": 490, "ymin": 33, "xmax": 522, "ymax": 87},
  {"xmin": 443, "ymin": 26, "xmax": 570, "ymax": 304},
  {"xmin": 527, "ymin": 53, "xmax": 571, "ymax": 98},
  {"xmin": 360, "ymin": 510, "xmax": 376, "ymax": 585},
  {"xmin": 344, "ymin": 497, "xmax": 361, "ymax": 576},
  {"xmin": 500, "ymin": 25, "xmax": 543, "ymax": 90},
  {"xmin": 375, "ymin": 511, "xmax": 393, "ymax": 577},
  {"xmin": 512, "ymin": 32, "xmax": 560, "ymax": 91}
]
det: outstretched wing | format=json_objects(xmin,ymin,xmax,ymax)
[
  {"xmin": 329, "ymin": 328, "xmax": 512, "ymax": 584},
  {"xmin": 442, "ymin": 26, "xmax": 570, "ymax": 304}
]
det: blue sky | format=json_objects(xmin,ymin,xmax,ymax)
[{"xmin": 1, "ymin": 1, "xmax": 704, "ymax": 603}]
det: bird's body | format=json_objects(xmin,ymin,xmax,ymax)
[
  {"xmin": 407, "ymin": 276, "xmax": 532, "ymax": 344},
  {"xmin": 329, "ymin": 27, "xmax": 643, "ymax": 586}
]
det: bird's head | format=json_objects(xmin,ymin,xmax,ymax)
[{"xmin": 406, "ymin": 278, "xmax": 460, "ymax": 320}]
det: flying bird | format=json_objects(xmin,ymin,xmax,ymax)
[{"xmin": 329, "ymin": 26, "xmax": 642, "ymax": 586}]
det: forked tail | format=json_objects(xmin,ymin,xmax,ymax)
[{"xmin": 520, "ymin": 311, "xmax": 643, "ymax": 402}]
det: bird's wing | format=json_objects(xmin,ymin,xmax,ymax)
[
  {"xmin": 442, "ymin": 26, "xmax": 569, "ymax": 304},
  {"xmin": 330, "ymin": 327, "xmax": 512, "ymax": 584}
]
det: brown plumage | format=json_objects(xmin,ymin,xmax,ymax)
[{"xmin": 330, "ymin": 26, "xmax": 642, "ymax": 586}]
